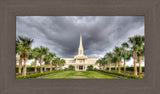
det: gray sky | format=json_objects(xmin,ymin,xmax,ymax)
[{"xmin": 16, "ymin": 16, "xmax": 144, "ymax": 59}]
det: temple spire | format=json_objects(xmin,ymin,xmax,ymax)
[
  {"xmin": 79, "ymin": 33, "xmax": 83, "ymax": 48},
  {"xmin": 78, "ymin": 33, "xmax": 84, "ymax": 55}
]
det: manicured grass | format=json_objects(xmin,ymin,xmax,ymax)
[{"xmin": 38, "ymin": 71, "xmax": 119, "ymax": 79}]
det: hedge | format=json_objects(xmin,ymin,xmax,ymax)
[
  {"xmin": 99, "ymin": 70, "xmax": 144, "ymax": 79},
  {"xmin": 107, "ymin": 67, "xmax": 145, "ymax": 72},
  {"xmin": 16, "ymin": 67, "xmax": 55, "ymax": 73},
  {"xmin": 68, "ymin": 65, "xmax": 75, "ymax": 71},
  {"xmin": 16, "ymin": 70, "xmax": 63, "ymax": 79},
  {"xmin": 87, "ymin": 65, "xmax": 94, "ymax": 71}
]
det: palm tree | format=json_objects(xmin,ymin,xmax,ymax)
[
  {"xmin": 114, "ymin": 46, "xmax": 123, "ymax": 73},
  {"xmin": 43, "ymin": 55, "xmax": 50, "ymax": 71},
  {"xmin": 105, "ymin": 52, "xmax": 113, "ymax": 71},
  {"xmin": 17, "ymin": 36, "xmax": 33, "ymax": 75},
  {"xmin": 96, "ymin": 58, "xmax": 105, "ymax": 70},
  {"xmin": 37, "ymin": 46, "xmax": 49, "ymax": 73},
  {"xmin": 111, "ymin": 53, "xmax": 118, "ymax": 71},
  {"xmin": 128, "ymin": 36, "xmax": 144, "ymax": 75},
  {"xmin": 53, "ymin": 57, "xmax": 61, "ymax": 70},
  {"xmin": 31, "ymin": 48, "xmax": 40, "ymax": 72},
  {"xmin": 59, "ymin": 59, "xmax": 66, "ymax": 70},
  {"xmin": 48, "ymin": 52, "xmax": 56, "ymax": 72},
  {"xmin": 137, "ymin": 42, "xmax": 144, "ymax": 73},
  {"xmin": 121, "ymin": 43, "xmax": 132, "ymax": 72},
  {"xmin": 16, "ymin": 40, "xmax": 23, "ymax": 74},
  {"xmin": 101, "ymin": 58, "xmax": 107, "ymax": 71},
  {"xmin": 28, "ymin": 48, "xmax": 40, "ymax": 72}
]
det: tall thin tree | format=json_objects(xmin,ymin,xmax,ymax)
[
  {"xmin": 37, "ymin": 46, "xmax": 49, "ymax": 73},
  {"xmin": 128, "ymin": 36, "xmax": 144, "ymax": 75},
  {"xmin": 17, "ymin": 36, "xmax": 33, "ymax": 75},
  {"xmin": 105, "ymin": 52, "xmax": 113, "ymax": 71},
  {"xmin": 114, "ymin": 46, "xmax": 123, "ymax": 73}
]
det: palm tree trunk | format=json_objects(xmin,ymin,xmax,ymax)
[
  {"xmin": 103, "ymin": 65, "xmax": 106, "ymax": 70},
  {"xmin": 138, "ymin": 56, "xmax": 142, "ymax": 73},
  {"xmin": 18, "ymin": 57, "xmax": 22, "ymax": 74},
  {"xmin": 115, "ymin": 62, "xmax": 117, "ymax": 71},
  {"xmin": 50, "ymin": 59, "xmax": 52, "ymax": 72},
  {"xmin": 103, "ymin": 65, "xmax": 105, "ymax": 70},
  {"xmin": 124, "ymin": 59, "xmax": 126, "ymax": 72},
  {"xmin": 22, "ymin": 56, "xmax": 27, "ymax": 75},
  {"xmin": 133, "ymin": 49, "xmax": 137, "ymax": 75},
  {"xmin": 44, "ymin": 63, "xmax": 46, "ymax": 71},
  {"xmin": 34, "ymin": 59, "xmax": 37, "ymax": 72},
  {"xmin": 118, "ymin": 61, "xmax": 121, "ymax": 73},
  {"xmin": 40, "ymin": 56, "xmax": 43, "ymax": 73},
  {"xmin": 60, "ymin": 65, "xmax": 62, "ymax": 70},
  {"xmin": 109, "ymin": 61, "xmax": 111, "ymax": 71},
  {"xmin": 100, "ymin": 65, "xmax": 102, "ymax": 70},
  {"xmin": 55, "ymin": 63, "xmax": 57, "ymax": 70},
  {"xmin": 105, "ymin": 65, "xmax": 107, "ymax": 70}
]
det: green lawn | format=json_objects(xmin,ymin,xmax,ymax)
[{"xmin": 38, "ymin": 71, "xmax": 120, "ymax": 79}]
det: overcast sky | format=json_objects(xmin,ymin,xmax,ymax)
[{"xmin": 16, "ymin": 16, "xmax": 144, "ymax": 60}]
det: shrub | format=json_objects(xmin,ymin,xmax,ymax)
[
  {"xmin": 94, "ymin": 68, "xmax": 98, "ymax": 71},
  {"xmin": 99, "ymin": 70, "xmax": 144, "ymax": 79},
  {"xmin": 68, "ymin": 65, "xmax": 75, "ymax": 71},
  {"xmin": 16, "ymin": 70, "xmax": 63, "ymax": 79},
  {"xmin": 16, "ymin": 67, "xmax": 55, "ymax": 73},
  {"xmin": 64, "ymin": 67, "xmax": 68, "ymax": 71},
  {"xmin": 108, "ymin": 67, "xmax": 145, "ymax": 72},
  {"xmin": 87, "ymin": 65, "xmax": 93, "ymax": 71}
]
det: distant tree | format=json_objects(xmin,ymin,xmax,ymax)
[
  {"xmin": 87, "ymin": 65, "xmax": 93, "ymax": 71},
  {"xmin": 111, "ymin": 53, "xmax": 118, "ymax": 71},
  {"xmin": 30, "ymin": 48, "xmax": 40, "ymax": 72},
  {"xmin": 43, "ymin": 55, "xmax": 50, "ymax": 71},
  {"xmin": 59, "ymin": 59, "xmax": 66, "ymax": 70},
  {"xmin": 48, "ymin": 52, "xmax": 56, "ymax": 72},
  {"xmin": 53, "ymin": 57, "xmax": 61, "ymax": 70},
  {"xmin": 96, "ymin": 58, "xmax": 104, "ymax": 70},
  {"xmin": 105, "ymin": 52, "xmax": 114, "ymax": 71},
  {"xmin": 68, "ymin": 65, "xmax": 75, "ymax": 71},
  {"xmin": 101, "ymin": 58, "xmax": 108, "ymax": 70},
  {"xmin": 121, "ymin": 42, "xmax": 132, "ymax": 72},
  {"xmin": 30, "ymin": 61, "xmax": 35, "ymax": 67},
  {"xmin": 114, "ymin": 46, "xmax": 123, "ymax": 73},
  {"xmin": 37, "ymin": 46, "xmax": 49, "ymax": 73}
]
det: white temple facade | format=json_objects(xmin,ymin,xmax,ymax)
[{"xmin": 63, "ymin": 33, "xmax": 99, "ymax": 71}]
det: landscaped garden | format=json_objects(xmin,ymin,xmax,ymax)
[
  {"xmin": 16, "ymin": 70, "xmax": 144, "ymax": 79},
  {"xmin": 16, "ymin": 35, "xmax": 144, "ymax": 79}
]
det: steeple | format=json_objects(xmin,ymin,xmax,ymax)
[{"xmin": 78, "ymin": 33, "xmax": 84, "ymax": 55}]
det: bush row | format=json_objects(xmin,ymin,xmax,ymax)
[
  {"xmin": 99, "ymin": 70, "xmax": 144, "ymax": 79},
  {"xmin": 67, "ymin": 65, "xmax": 75, "ymax": 71},
  {"xmin": 87, "ymin": 65, "xmax": 94, "ymax": 71},
  {"xmin": 106, "ymin": 67, "xmax": 145, "ymax": 72},
  {"xmin": 16, "ymin": 67, "xmax": 55, "ymax": 73},
  {"xmin": 16, "ymin": 70, "xmax": 62, "ymax": 79}
]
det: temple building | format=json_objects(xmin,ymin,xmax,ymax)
[{"xmin": 63, "ymin": 33, "xmax": 99, "ymax": 71}]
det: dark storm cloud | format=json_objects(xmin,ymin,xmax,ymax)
[{"xmin": 16, "ymin": 16, "xmax": 144, "ymax": 58}]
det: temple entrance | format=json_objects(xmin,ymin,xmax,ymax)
[{"xmin": 79, "ymin": 65, "xmax": 83, "ymax": 70}]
